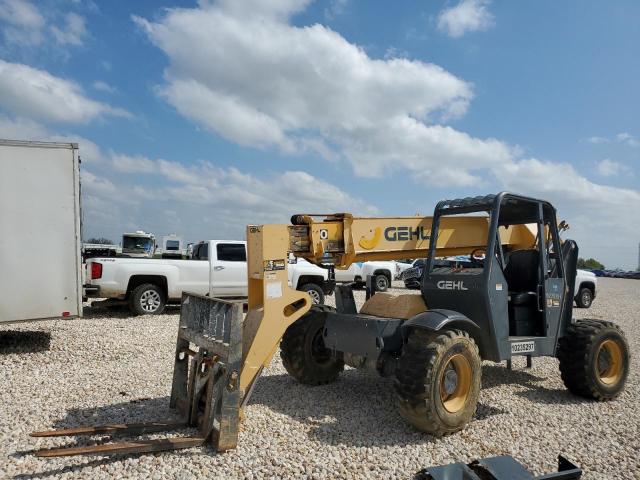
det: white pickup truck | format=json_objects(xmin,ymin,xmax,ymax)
[
  {"xmin": 85, "ymin": 240, "xmax": 333, "ymax": 315},
  {"xmin": 334, "ymin": 261, "xmax": 401, "ymax": 292}
]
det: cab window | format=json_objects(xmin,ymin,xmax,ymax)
[{"xmin": 217, "ymin": 243, "xmax": 246, "ymax": 262}]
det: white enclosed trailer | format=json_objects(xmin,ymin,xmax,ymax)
[{"xmin": 0, "ymin": 139, "xmax": 82, "ymax": 323}]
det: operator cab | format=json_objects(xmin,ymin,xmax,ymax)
[{"xmin": 422, "ymin": 193, "xmax": 574, "ymax": 362}]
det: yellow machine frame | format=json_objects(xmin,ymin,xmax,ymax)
[{"xmin": 240, "ymin": 214, "xmax": 537, "ymax": 395}]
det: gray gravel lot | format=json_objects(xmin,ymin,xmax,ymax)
[{"xmin": 1, "ymin": 278, "xmax": 639, "ymax": 479}]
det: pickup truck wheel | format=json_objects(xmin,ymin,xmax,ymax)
[
  {"xmin": 374, "ymin": 274, "xmax": 390, "ymax": 292},
  {"xmin": 299, "ymin": 283, "xmax": 325, "ymax": 305},
  {"xmin": 575, "ymin": 287, "xmax": 593, "ymax": 308},
  {"xmin": 129, "ymin": 283, "xmax": 166, "ymax": 315}
]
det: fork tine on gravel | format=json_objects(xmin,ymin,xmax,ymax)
[
  {"xmin": 31, "ymin": 421, "xmax": 187, "ymax": 438},
  {"xmin": 33, "ymin": 436, "xmax": 206, "ymax": 457}
]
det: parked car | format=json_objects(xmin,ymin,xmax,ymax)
[
  {"xmin": 394, "ymin": 259, "xmax": 415, "ymax": 279},
  {"xmin": 85, "ymin": 240, "xmax": 333, "ymax": 315},
  {"xmin": 400, "ymin": 258, "xmax": 426, "ymax": 289},
  {"xmin": 401, "ymin": 257, "xmax": 473, "ymax": 289}
]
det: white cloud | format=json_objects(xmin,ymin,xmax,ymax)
[
  {"xmin": 0, "ymin": 113, "xmax": 104, "ymax": 163},
  {"xmin": 584, "ymin": 136, "xmax": 610, "ymax": 144},
  {"xmin": 0, "ymin": 60, "xmax": 129, "ymax": 123},
  {"xmin": 0, "ymin": 0, "xmax": 45, "ymax": 46},
  {"xmin": 81, "ymin": 169, "xmax": 117, "ymax": 196},
  {"xmin": 596, "ymin": 158, "xmax": 630, "ymax": 177},
  {"xmin": 0, "ymin": 0, "xmax": 43, "ymax": 27},
  {"xmin": 583, "ymin": 132, "xmax": 639, "ymax": 147},
  {"xmin": 0, "ymin": 0, "xmax": 88, "ymax": 51},
  {"xmin": 325, "ymin": 0, "xmax": 348, "ymax": 19},
  {"xmin": 51, "ymin": 12, "xmax": 87, "ymax": 46},
  {"xmin": 92, "ymin": 152, "xmax": 377, "ymax": 241},
  {"xmin": 0, "ymin": 111, "xmax": 371, "ymax": 242},
  {"xmin": 111, "ymin": 153, "xmax": 156, "ymax": 173},
  {"xmin": 0, "ymin": 113, "xmax": 49, "ymax": 138},
  {"xmin": 92, "ymin": 80, "xmax": 117, "ymax": 94},
  {"xmin": 615, "ymin": 132, "xmax": 640, "ymax": 148},
  {"xmin": 437, "ymin": 0, "xmax": 494, "ymax": 38},
  {"xmin": 499, "ymin": 158, "xmax": 640, "ymax": 267},
  {"xmin": 134, "ymin": 1, "xmax": 512, "ymax": 183}
]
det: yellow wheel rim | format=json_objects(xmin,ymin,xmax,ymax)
[
  {"xmin": 440, "ymin": 354, "xmax": 472, "ymax": 413},
  {"xmin": 596, "ymin": 339, "xmax": 624, "ymax": 385}
]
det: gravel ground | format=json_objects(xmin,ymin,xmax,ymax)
[{"xmin": 1, "ymin": 278, "xmax": 639, "ymax": 479}]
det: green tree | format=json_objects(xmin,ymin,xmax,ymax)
[
  {"xmin": 577, "ymin": 257, "xmax": 605, "ymax": 270},
  {"xmin": 86, "ymin": 237, "xmax": 114, "ymax": 245}
]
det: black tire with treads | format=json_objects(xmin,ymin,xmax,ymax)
[
  {"xmin": 280, "ymin": 305, "xmax": 344, "ymax": 385},
  {"xmin": 557, "ymin": 319, "xmax": 629, "ymax": 400},
  {"xmin": 394, "ymin": 329, "xmax": 481, "ymax": 436}
]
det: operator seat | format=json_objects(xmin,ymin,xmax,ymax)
[
  {"xmin": 504, "ymin": 249, "xmax": 541, "ymax": 336},
  {"xmin": 504, "ymin": 249, "xmax": 539, "ymax": 305}
]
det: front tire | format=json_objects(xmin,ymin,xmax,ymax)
[
  {"xmin": 557, "ymin": 319, "xmax": 629, "ymax": 400},
  {"xmin": 298, "ymin": 283, "xmax": 325, "ymax": 304},
  {"xmin": 395, "ymin": 330, "xmax": 481, "ymax": 436},
  {"xmin": 575, "ymin": 287, "xmax": 593, "ymax": 308},
  {"xmin": 129, "ymin": 283, "xmax": 166, "ymax": 315},
  {"xmin": 280, "ymin": 305, "xmax": 344, "ymax": 385}
]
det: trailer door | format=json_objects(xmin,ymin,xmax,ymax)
[{"xmin": 0, "ymin": 140, "xmax": 82, "ymax": 323}]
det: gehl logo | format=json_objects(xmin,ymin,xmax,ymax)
[
  {"xmin": 359, "ymin": 226, "xmax": 430, "ymax": 250},
  {"xmin": 437, "ymin": 280, "xmax": 468, "ymax": 291}
]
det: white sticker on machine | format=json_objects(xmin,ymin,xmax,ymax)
[
  {"xmin": 511, "ymin": 341, "xmax": 535, "ymax": 354},
  {"xmin": 266, "ymin": 281, "xmax": 283, "ymax": 299}
]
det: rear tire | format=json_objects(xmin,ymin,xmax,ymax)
[
  {"xmin": 298, "ymin": 283, "xmax": 325, "ymax": 304},
  {"xmin": 280, "ymin": 305, "xmax": 344, "ymax": 385},
  {"xmin": 557, "ymin": 319, "xmax": 629, "ymax": 400},
  {"xmin": 374, "ymin": 274, "xmax": 390, "ymax": 292},
  {"xmin": 129, "ymin": 283, "xmax": 166, "ymax": 315},
  {"xmin": 575, "ymin": 287, "xmax": 593, "ymax": 308},
  {"xmin": 395, "ymin": 330, "xmax": 481, "ymax": 436}
]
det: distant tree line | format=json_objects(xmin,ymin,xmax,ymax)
[
  {"xmin": 86, "ymin": 237, "xmax": 115, "ymax": 245},
  {"xmin": 577, "ymin": 257, "xmax": 605, "ymax": 270}
]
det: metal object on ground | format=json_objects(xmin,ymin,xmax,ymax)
[
  {"xmin": 414, "ymin": 455, "xmax": 582, "ymax": 480},
  {"xmin": 31, "ymin": 294, "xmax": 243, "ymax": 457}
]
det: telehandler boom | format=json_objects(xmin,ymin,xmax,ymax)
[{"xmin": 31, "ymin": 192, "xmax": 630, "ymax": 457}]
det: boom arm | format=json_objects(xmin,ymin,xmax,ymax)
[{"xmin": 288, "ymin": 213, "xmax": 536, "ymax": 267}]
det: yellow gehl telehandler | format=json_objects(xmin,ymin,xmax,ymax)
[{"xmin": 31, "ymin": 192, "xmax": 630, "ymax": 457}]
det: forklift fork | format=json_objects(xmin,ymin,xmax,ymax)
[{"xmin": 31, "ymin": 294, "xmax": 243, "ymax": 457}]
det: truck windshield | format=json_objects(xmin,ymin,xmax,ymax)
[
  {"xmin": 166, "ymin": 240, "xmax": 180, "ymax": 251},
  {"xmin": 123, "ymin": 237, "xmax": 153, "ymax": 252}
]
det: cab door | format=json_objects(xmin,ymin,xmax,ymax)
[
  {"xmin": 540, "ymin": 208, "xmax": 565, "ymax": 340},
  {"xmin": 209, "ymin": 242, "xmax": 247, "ymax": 297}
]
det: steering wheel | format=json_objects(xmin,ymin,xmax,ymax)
[{"xmin": 470, "ymin": 248, "xmax": 486, "ymax": 267}]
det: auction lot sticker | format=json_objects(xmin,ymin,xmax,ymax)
[{"xmin": 511, "ymin": 341, "xmax": 535, "ymax": 354}]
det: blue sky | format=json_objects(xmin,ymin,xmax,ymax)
[{"xmin": 0, "ymin": 0, "xmax": 638, "ymax": 269}]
